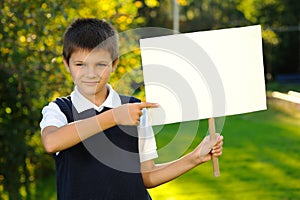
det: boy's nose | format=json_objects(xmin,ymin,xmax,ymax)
[{"xmin": 86, "ymin": 66, "xmax": 97, "ymax": 78}]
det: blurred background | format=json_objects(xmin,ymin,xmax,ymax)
[{"xmin": 0, "ymin": 0, "xmax": 299, "ymax": 199}]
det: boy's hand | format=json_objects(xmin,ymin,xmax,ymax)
[
  {"xmin": 193, "ymin": 133, "xmax": 224, "ymax": 164},
  {"xmin": 112, "ymin": 102, "xmax": 159, "ymax": 126}
]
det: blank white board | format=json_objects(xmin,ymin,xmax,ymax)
[{"xmin": 140, "ymin": 25, "xmax": 267, "ymax": 126}]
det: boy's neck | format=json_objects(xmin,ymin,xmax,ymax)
[{"xmin": 94, "ymin": 86, "xmax": 109, "ymax": 107}]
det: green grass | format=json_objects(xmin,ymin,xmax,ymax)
[
  {"xmin": 148, "ymin": 101, "xmax": 300, "ymax": 200},
  {"xmin": 36, "ymin": 101, "xmax": 300, "ymax": 200}
]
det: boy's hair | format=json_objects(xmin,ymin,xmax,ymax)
[{"xmin": 63, "ymin": 18, "xmax": 119, "ymax": 64}]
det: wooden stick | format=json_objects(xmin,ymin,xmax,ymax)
[{"xmin": 208, "ymin": 118, "xmax": 220, "ymax": 177}]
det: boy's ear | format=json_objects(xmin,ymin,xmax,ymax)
[
  {"xmin": 112, "ymin": 58, "xmax": 119, "ymax": 72},
  {"xmin": 63, "ymin": 58, "xmax": 70, "ymax": 72}
]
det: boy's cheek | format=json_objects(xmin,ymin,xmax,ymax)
[
  {"xmin": 100, "ymin": 68, "xmax": 113, "ymax": 77},
  {"xmin": 71, "ymin": 73, "xmax": 81, "ymax": 84}
]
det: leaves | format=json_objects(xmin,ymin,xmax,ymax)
[{"xmin": 0, "ymin": 0, "xmax": 148, "ymax": 198}]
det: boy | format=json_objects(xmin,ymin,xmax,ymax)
[{"xmin": 40, "ymin": 18, "xmax": 223, "ymax": 200}]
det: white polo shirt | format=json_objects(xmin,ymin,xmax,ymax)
[{"xmin": 40, "ymin": 84, "xmax": 158, "ymax": 162}]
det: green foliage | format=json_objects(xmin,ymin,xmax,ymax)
[
  {"xmin": 1, "ymin": 1, "xmax": 72, "ymax": 199},
  {"xmin": 0, "ymin": 0, "xmax": 148, "ymax": 199},
  {"xmin": 236, "ymin": 0, "xmax": 299, "ymax": 74}
]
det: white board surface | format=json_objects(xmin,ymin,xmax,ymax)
[{"xmin": 140, "ymin": 25, "xmax": 267, "ymax": 126}]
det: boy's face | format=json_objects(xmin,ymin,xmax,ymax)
[{"xmin": 64, "ymin": 48, "xmax": 117, "ymax": 100}]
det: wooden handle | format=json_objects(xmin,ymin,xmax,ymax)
[{"xmin": 208, "ymin": 118, "xmax": 220, "ymax": 177}]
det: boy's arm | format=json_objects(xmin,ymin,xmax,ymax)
[
  {"xmin": 141, "ymin": 134, "xmax": 223, "ymax": 188},
  {"xmin": 42, "ymin": 102, "xmax": 158, "ymax": 153},
  {"xmin": 42, "ymin": 109, "xmax": 115, "ymax": 153}
]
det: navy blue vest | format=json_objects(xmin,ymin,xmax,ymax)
[{"xmin": 54, "ymin": 95, "xmax": 151, "ymax": 200}]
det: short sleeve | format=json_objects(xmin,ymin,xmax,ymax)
[
  {"xmin": 138, "ymin": 108, "xmax": 158, "ymax": 162},
  {"xmin": 40, "ymin": 102, "xmax": 68, "ymax": 132}
]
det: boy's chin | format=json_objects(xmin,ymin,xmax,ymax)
[{"xmin": 79, "ymin": 87, "xmax": 99, "ymax": 96}]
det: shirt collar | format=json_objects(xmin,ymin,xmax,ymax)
[{"xmin": 70, "ymin": 84, "xmax": 121, "ymax": 113}]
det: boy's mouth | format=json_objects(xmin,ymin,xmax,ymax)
[{"xmin": 82, "ymin": 81, "xmax": 99, "ymax": 86}]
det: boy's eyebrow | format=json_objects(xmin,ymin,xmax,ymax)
[
  {"xmin": 96, "ymin": 60, "xmax": 110, "ymax": 63},
  {"xmin": 70, "ymin": 58, "xmax": 84, "ymax": 62},
  {"xmin": 72, "ymin": 59, "xmax": 111, "ymax": 64},
  {"xmin": 93, "ymin": 58, "xmax": 113, "ymax": 63}
]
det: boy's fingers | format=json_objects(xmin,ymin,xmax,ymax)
[
  {"xmin": 139, "ymin": 102, "xmax": 159, "ymax": 108},
  {"xmin": 210, "ymin": 133, "xmax": 220, "ymax": 145}
]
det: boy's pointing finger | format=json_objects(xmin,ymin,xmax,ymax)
[{"xmin": 139, "ymin": 102, "xmax": 159, "ymax": 108}]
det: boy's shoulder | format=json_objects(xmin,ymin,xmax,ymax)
[
  {"xmin": 53, "ymin": 96, "xmax": 73, "ymax": 123},
  {"xmin": 53, "ymin": 96, "xmax": 72, "ymax": 108}
]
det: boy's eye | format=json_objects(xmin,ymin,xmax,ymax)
[
  {"xmin": 75, "ymin": 63, "xmax": 85, "ymax": 67},
  {"xmin": 97, "ymin": 63, "xmax": 107, "ymax": 67}
]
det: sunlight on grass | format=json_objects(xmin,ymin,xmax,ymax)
[{"xmin": 149, "ymin": 101, "xmax": 300, "ymax": 199}]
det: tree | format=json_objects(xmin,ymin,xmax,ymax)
[
  {"xmin": 0, "ymin": 0, "xmax": 149, "ymax": 199},
  {"xmin": 1, "ymin": 1, "xmax": 72, "ymax": 199},
  {"xmin": 237, "ymin": 0, "xmax": 299, "ymax": 76}
]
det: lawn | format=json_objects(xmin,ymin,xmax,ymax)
[
  {"xmin": 36, "ymin": 99, "xmax": 300, "ymax": 200},
  {"xmin": 148, "ymin": 100, "xmax": 300, "ymax": 200}
]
